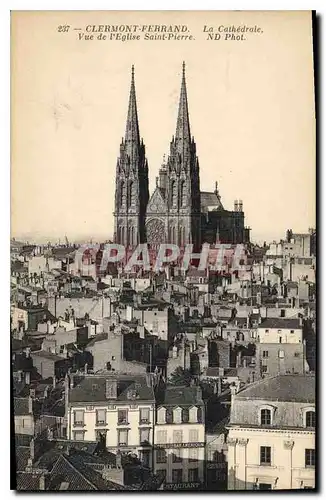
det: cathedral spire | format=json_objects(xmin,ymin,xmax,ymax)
[
  {"xmin": 125, "ymin": 65, "xmax": 140, "ymax": 148},
  {"xmin": 175, "ymin": 61, "xmax": 191, "ymax": 149}
]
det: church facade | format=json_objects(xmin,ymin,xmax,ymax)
[{"xmin": 113, "ymin": 63, "xmax": 250, "ymax": 249}]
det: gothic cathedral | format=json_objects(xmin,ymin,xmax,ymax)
[{"xmin": 113, "ymin": 63, "xmax": 250, "ymax": 248}]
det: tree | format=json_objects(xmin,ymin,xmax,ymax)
[{"xmin": 168, "ymin": 367, "xmax": 193, "ymax": 386}]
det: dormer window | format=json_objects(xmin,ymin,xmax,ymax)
[
  {"xmin": 189, "ymin": 406, "xmax": 198, "ymax": 423},
  {"xmin": 157, "ymin": 407, "xmax": 166, "ymax": 424},
  {"xmin": 305, "ymin": 410, "xmax": 315, "ymax": 428},
  {"xmin": 260, "ymin": 407, "xmax": 273, "ymax": 426},
  {"xmin": 173, "ymin": 407, "xmax": 182, "ymax": 424}
]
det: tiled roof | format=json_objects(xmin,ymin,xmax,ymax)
[
  {"xmin": 14, "ymin": 397, "xmax": 31, "ymax": 416},
  {"xmin": 69, "ymin": 375, "xmax": 154, "ymax": 404},
  {"xmin": 30, "ymin": 350, "xmax": 65, "ymax": 362},
  {"xmin": 15, "ymin": 447, "xmax": 31, "ymax": 472},
  {"xmin": 259, "ymin": 318, "xmax": 301, "ymax": 329},
  {"xmin": 160, "ymin": 385, "xmax": 203, "ymax": 406},
  {"xmin": 200, "ymin": 191, "xmax": 224, "ymax": 211},
  {"xmin": 48, "ymin": 454, "xmax": 130, "ymax": 491},
  {"xmin": 16, "ymin": 472, "xmax": 43, "ymax": 491},
  {"xmin": 236, "ymin": 374, "xmax": 315, "ymax": 403},
  {"xmin": 86, "ymin": 332, "xmax": 108, "ymax": 347}
]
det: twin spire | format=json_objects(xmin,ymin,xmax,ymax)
[{"xmin": 124, "ymin": 62, "xmax": 191, "ymax": 151}]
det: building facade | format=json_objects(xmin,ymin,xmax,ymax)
[
  {"xmin": 227, "ymin": 375, "xmax": 315, "ymax": 490},
  {"xmin": 66, "ymin": 373, "xmax": 155, "ymax": 468},
  {"xmin": 113, "ymin": 63, "xmax": 250, "ymax": 249},
  {"xmin": 153, "ymin": 385, "xmax": 206, "ymax": 490}
]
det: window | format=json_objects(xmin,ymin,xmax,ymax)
[
  {"xmin": 259, "ymin": 483, "xmax": 272, "ymax": 490},
  {"xmin": 73, "ymin": 410, "xmax": 84, "ymax": 426},
  {"xmin": 278, "ymin": 350, "xmax": 285, "ymax": 359},
  {"xmin": 157, "ymin": 430, "xmax": 167, "ymax": 444},
  {"xmin": 188, "ymin": 468, "xmax": 199, "ymax": 482},
  {"xmin": 262, "ymin": 351, "xmax": 268, "ymax": 358},
  {"xmin": 189, "ymin": 448, "xmax": 198, "ymax": 462},
  {"xmin": 157, "ymin": 407, "xmax": 166, "ymax": 424},
  {"xmin": 189, "ymin": 429, "xmax": 199, "ymax": 442},
  {"xmin": 261, "ymin": 409, "xmax": 271, "ymax": 426},
  {"xmin": 95, "ymin": 429, "xmax": 107, "ymax": 442},
  {"xmin": 172, "ymin": 449, "xmax": 182, "ymax": 463},
  {"xmin": 265, "ymin": 329, "xmax": 269, "ymax": 333},
  {"xmin": 139, "ymin": 450, "xmax": 150, "ymax": 467},
  {"xmin": 172, "ymin": 469, "xmax": 183, "ymax": 483},
  {"xmin": 140, "ymin": 408, "xmax": 150, "ymax": 424},
  {"xmin": 181, "ymin": 180, "xmax": 187, "ymax": 207},
  {"xmin": 156, "ymin": 449, "xmax": 167, "ymax": 464},
  {"xmin": 156, "ymin": 470, "xmax": 167, "ymax": 482},
  {"xmin": 118, "ymin": 409, "xmax": 128, "ymax": 425},
  {"xmin": 96, "ymin": 409, "xmax": 106, "ymax": 425},
  {"xmin": 173, "ymin": 430, "xmax": 183, "ymax": 443},
  {"xmin": 73, "ymin": 430, "xmax": 84, "ymax": 441},
  {"xmin": 118, "ymin": 429, "xmax": 128, "ymax": 446},
  {"xmin": 189, "ymin": 407, "xmax": 198, "ymax": 423},
  {"xmin": 173, "ymin": 407, "xmax": 182, "ymax": 424},
  {"xmin": 261, "ymin": 366, "xmax": 268, "ymax": 374},
  {"xmin": 260, "ymin": 446, "xmax": 271, "ymax": 465},
  {"xmin": 290, "ymin": 330, "xmax": 295, "ymax": 333},
  {"xmin": 140, "ymin": 428, "xmax": 150, "ymax": 444},
  {"xmin": 305, "ymin": 449, "xmax": 315, "ymax": 467},
  {"xmin": 305, "ymin": 411, "xmax": 315, "ymax": 428}
]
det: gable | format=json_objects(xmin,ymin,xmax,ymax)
[{"xmin": 146, "ymin": 188, "xmax": 166, "ymax": 214}]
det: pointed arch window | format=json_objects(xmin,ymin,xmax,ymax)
[
  {"xmin": 172, "ymin": 227, "xmax": 176, "ymax": 244},
  {"xmin": 128, "ymin": 181, "xmax": 135, "ymax": 207},
  {"xmin": 180, "ymin": 180, "xmax": 187, "ymax": 207},
  {"xmin": 171, "ymin": 180, "xmax": 177, "ymax": 207},
  {"xmin": 120, "ymin": 181, "xmax": 126, "ymax": 207}
]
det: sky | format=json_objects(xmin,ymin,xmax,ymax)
[{"xmin": 11, "ymin": 10, "xmax": 316, "ymax": 244}]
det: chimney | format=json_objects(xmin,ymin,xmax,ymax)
[
  {"xmin": 238, "ymin": 200, "xmax": 243, "ymax": 212},
  {"xmin": 230, "ymin": 384, "xmax": 237, "ymax": 407},
  {"xmin": 84, "ymin": 363, "xmax": 88, "ymax": 375},
  {"xmin": 116, "ymin": 451, "xmax": 122, "ymax": 468},
  {"xmin": 25, "ymin": 347, "xmax": 31, "ymax": 358},
  {"xmin": 29, "ymin": 438, "xmax": 35, "ymax": 460},
  {"xmin": 39, "ymin": 474, "xmax": 46, "ymax": 491},
  {"xmin": 234, "ymin": 200, "xmax": 239, "ymax": 212},
  {"xmin": 217, "ymin": 376, "xmax": 222, "ymax": 395},
  {"xmin": 28, "ymin": 395, "xmax": 33, "ymax": 413},
  {"xmin": 52, "ymin": 376, "xmax": 56, "ymax": 388},
  {"xmin": 105, "ymin": 379, "xmax": 117, "ymax": 399}
]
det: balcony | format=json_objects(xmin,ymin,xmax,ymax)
[
  {"xmin": 117, "ymin": 420, "xmax": 129, "ymax": 426},
  {"xmin": 139, "ymin": 418, "xmax": 150, "ymax": 425},
  {"xmin": 95, "ymin": 421, "xmax": 107, "ymax": 427},
  {"xmin": 73, "ymin": 421, "xmax": 85, "ymax": 428}
]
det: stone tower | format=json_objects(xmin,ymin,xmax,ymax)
[
  {"xmin": 165, "ymin": 62, "xmax": 201, "ymax": 248},
  {"xmin": 113, "ymin": 66, "xmax": 149, "ymax": 248}
]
